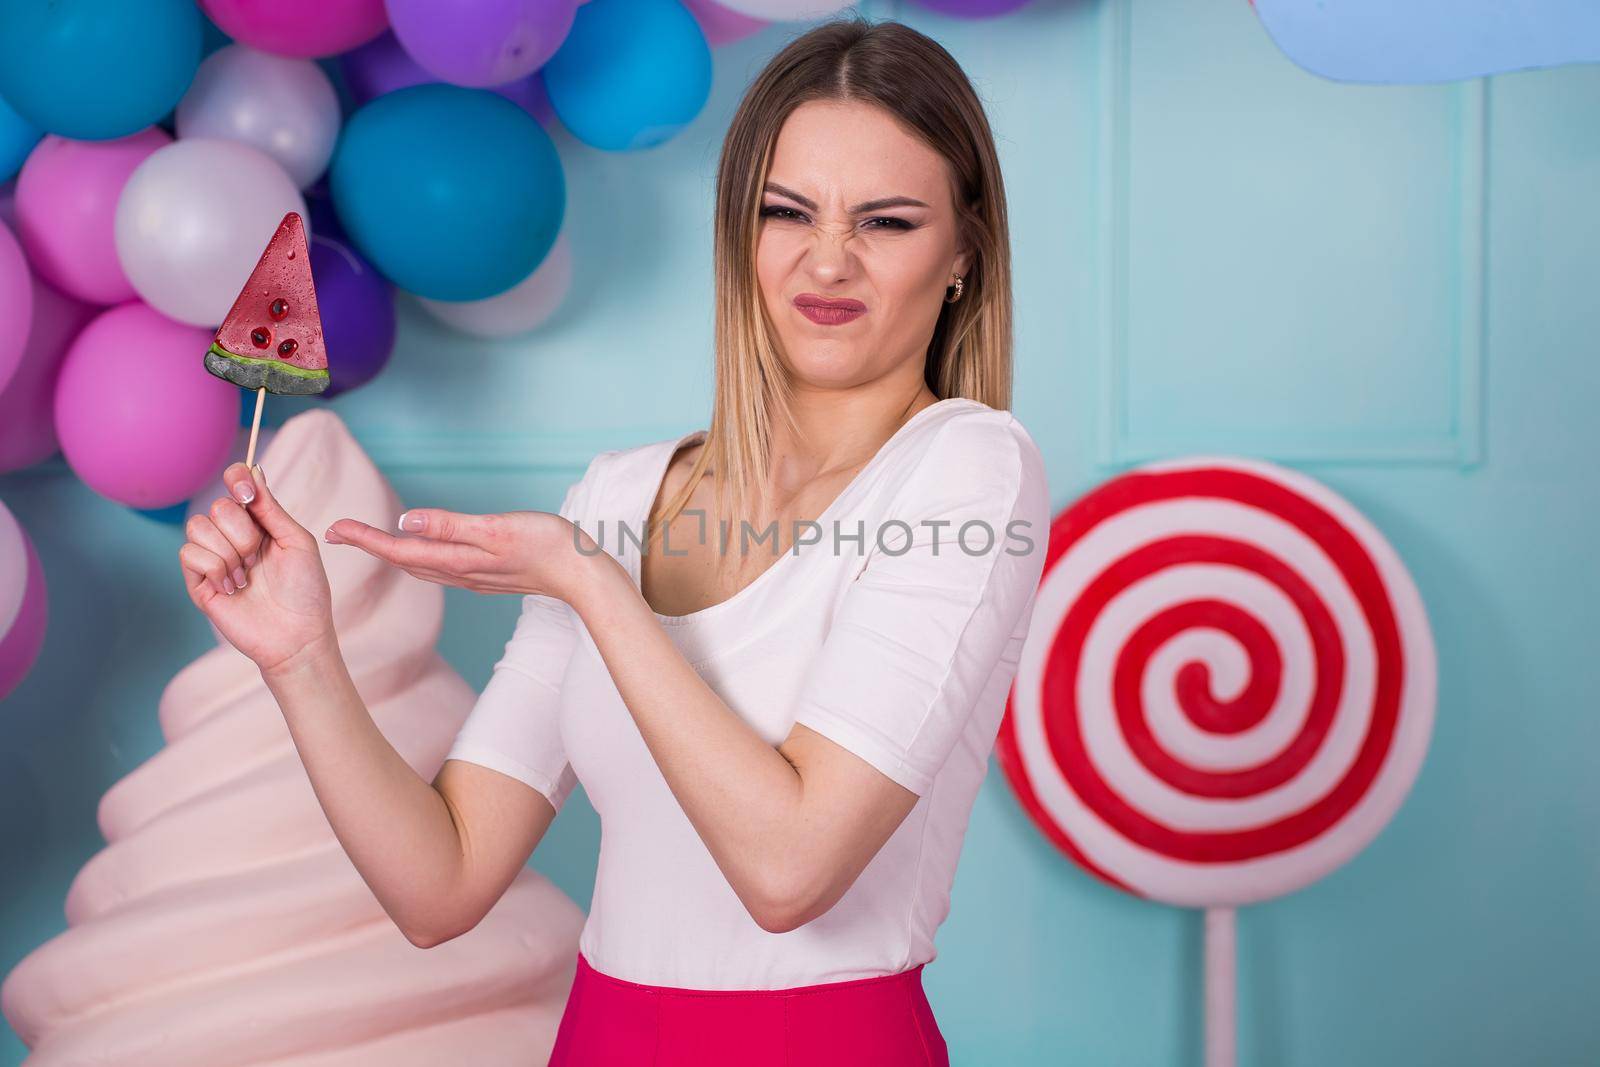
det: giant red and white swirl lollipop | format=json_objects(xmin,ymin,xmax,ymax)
[{"xmin": 996, "ymin": 455, "xmax": 1436, "ymax": 1066}]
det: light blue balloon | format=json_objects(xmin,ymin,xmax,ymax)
[
  {"xmin": 330, "ymin": 84, "xmax": 567, "ymax": 302},
  {"xmin": 0, "ymin": 94, "xmax": 41, "ymax": 183},
  {"xmin": 0, "ymin": 0, "xmax": 201, "ymax": 141},
  {"xmin": 542, "ymin": 0, "xmax": 712, "ymax": 152}
]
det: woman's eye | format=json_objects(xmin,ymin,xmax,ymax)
[{"xmin": 758, "ymin": 205, "xmax": 914, "ymax": 232}]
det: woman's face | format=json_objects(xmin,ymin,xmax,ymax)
[{"xmin": 755, "ymin": 99, "xmax": 971, "ymax": 393}]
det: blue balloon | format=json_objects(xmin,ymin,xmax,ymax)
[
  {"xmin": 0, "ymin": 94, "xmax": 41, "ymax": 183},
  {"xmin": 134, "ymin": 500, "xmax": 191, "ymax": 526},
  {"xmin": 0, "ymin": 0, "xmax": 201, "ymax": 141},
  {"xmin": 330, "ymin": 84, "xmax": 565, "ymax": 302},
  {"xmin": 542, "ymin": 0, "xmax": 711, "ymax": 152}
]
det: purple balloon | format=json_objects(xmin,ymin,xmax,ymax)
[
  {"xmin": 309, "ymin": 232, "xmax": 395, "ymax": 398},
  {"xmin": 494, "ymin": 71, "xmax": 555, "ymax": 127},
  {"xmin": 907, "ymin": 0, "xmax": 1033, "ymax": 16},
  {"xmin": 0, "ymin": 501, "xmax": 47, "ymax": 704},
  {"xmin": 0, "ymin": 272, "xmax": 97, "ymax": 473},
  {"xmin": 387, "ymin": 0, "xmax": 577, "ymax": 87},
  {"xmin": 340, "ymin": 30, "xmax": 555, "ymax": 124},
  {"xmin": 339, "ymin": 30, "xmax": 431, "ymax": 102},
  {"xmin": 302, "ymin": 177, "xmax": 347, "ymax": 241}
]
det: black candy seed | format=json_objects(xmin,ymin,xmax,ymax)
[{"xmin": 251, "ymin": 327, "xmax": 271, "ymax": 348}]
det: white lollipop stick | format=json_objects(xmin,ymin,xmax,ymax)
[
  {"xmin": 1205, "ymin": 906, "xmax": 1236, "ymax": 1067},
  {"xmin": 244, "ymin": 386, "xmax": 266, "ymax": 469}
]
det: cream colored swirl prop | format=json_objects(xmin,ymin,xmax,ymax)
[{"xmin": 2, "ymin": 409, "xmax": 584, "ymax": 1066}]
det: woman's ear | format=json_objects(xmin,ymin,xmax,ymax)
[{"xmin": 952, "ymin": 228, "xmax": 974, "ymax": 281}]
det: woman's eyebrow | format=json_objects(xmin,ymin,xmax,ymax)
[{"xmin": 763, "ymin": 181, "xmax": 929, "ymax": 214}]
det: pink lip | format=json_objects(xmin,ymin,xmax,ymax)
[{"xmin": 794, "ymin": 293, "xmax": 866, "ymax": 326}]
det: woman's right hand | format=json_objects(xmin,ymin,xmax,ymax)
[{"xmin": 179, "ymin": 461, "xmax": 335, "ymax": 676}]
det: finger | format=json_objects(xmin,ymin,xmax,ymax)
[
  {"xmin": 396, "ymin": 508, "xmax": 499, "ymax": 545},
  {"xmin": 207, "ymin": 495, "xmax": 265, "ymax": 571},
  {"xmin": 326, "ymin": 518, "xmax": 480, "ymax": 572},
  {"xmin": 186, "ymin": 513, "xmax": 247, "ymax": 591},
  {"xmin": 179, "ymin": 541, "xmax": 234, "ymax": 600},
  {"xmin": 227, "ymin": 461, "xmax": 312, "ymax": 549}
]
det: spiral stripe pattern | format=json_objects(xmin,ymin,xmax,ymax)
[{"xmin": 996, "ymin": 456, "xmax": 1436, "ymax": 907}]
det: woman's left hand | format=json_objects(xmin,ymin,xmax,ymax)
[{"xmin": 323, "ymin": 507, "xmax": 597, "ymax": 602}]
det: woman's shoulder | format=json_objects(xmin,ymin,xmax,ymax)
[
  {"xmin": 913, "ymin": 397, "xmax": 1040, "ymax": 459},
  {"xmin": 877, "ymin": 398, "xmax": 1047, "ymax": 508}
]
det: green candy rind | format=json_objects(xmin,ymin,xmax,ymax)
[{"xmin": 205, "ymin": 341, "xmax": 330, "ymax": 397}]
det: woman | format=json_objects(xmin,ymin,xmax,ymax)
[{"xmin": 179, "ymin": 15, "xmax": 1049, "ymax": 1066}]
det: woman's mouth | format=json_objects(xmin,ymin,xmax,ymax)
[{"xmin": 794, "ymin": 294, "xmax": 866, "ymax": 326}]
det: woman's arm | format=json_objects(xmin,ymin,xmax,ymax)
[
  {"xmin": 262, "ymin": 632, "xmax": 559, "ymax": 947},
  {"xmin": 184, "ymin": 462, "xmax": 561, "ymax": 949},
  {"xmin": 322, "ymin": 416, "xmax": 1049, "ymax": 935},
  {"xmin": 570, "ymin": 550, "xmax": 922, "ymax": 934}
]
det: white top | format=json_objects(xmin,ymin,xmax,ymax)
[{"xmin": 443, "ymin": 397, "xmax": 1051, "ymax": 989}]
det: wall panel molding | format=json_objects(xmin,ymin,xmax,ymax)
[
  {"xmin": 12, "ymin": 425, "xmax": 693, "ymax": 479},
  {"xmin": 1093, "ymin": 0, "xmax": 1487, "ymax": 470}
]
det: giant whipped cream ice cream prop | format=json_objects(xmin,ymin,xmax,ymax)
[{"xmin": 1, "ymin": 409, "xmax": 584, "ymax": 1066}]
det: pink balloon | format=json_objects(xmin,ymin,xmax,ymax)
[
  {"xmin": 681, "ymin": 0, "xmax": 768, "ymax": 46},
  {"xmin": 0, "ymin": 500, "xmax": 47, "ymax": 703},
  {"xmin": 0, "ymin": 273, "xmax": 96, "ymax": 473},
  {"xmin": 54, "ymin": 302, "xmax": 238, "ymax": 509},
  {"xmin": 199, "ymin": 0, "xmax": 389, "ymax": 59},
  {"xmin": 0, "ymin": 218, "xmax": 31, "ymax": 396},
  {"xmin": 15, "ymin": 128, "xmax": 172, "ymax": 306}
]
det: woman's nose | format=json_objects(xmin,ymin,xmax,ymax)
[{"xmin": 804, "ymin": 222, "xmax": 859, "ymax": 274}]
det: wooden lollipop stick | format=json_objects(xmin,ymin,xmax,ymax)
[{"xmin": 244, "ymin": 386, "xmax": 266, "ymax": 469}]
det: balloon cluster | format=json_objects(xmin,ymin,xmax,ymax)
[{"xmin": 0, "ymin": 0, "xmax": 1024, "ymax": 694}]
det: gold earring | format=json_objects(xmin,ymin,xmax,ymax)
[{"xmin": 945, "ymin": 274, "xmax": 964, "ymax": 304}]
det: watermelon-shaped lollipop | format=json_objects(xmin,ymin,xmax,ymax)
[{"xmin": 205, "ymin": 211, "xmax": 328, "ymax": 397}]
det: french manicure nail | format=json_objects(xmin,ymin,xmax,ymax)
[
  {"xmin": 233, "ymin": 480, "xmax": 255, "ymax": 504},
  {"xmin": 232, "ymin": 566, "xmax": 247, "ymax": 588},
  {"xmin": 399, "ymin": 511, "xmax": 424, "ymax": 532},
  {"xmin": 223, "ymin": 576, "xmax": 235, "ymax": 595}
]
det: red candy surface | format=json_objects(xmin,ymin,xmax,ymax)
[{"xmin": 211, "ymin": 212, "xmax": 328, "ymax": 378}]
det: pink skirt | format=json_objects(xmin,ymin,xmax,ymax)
[{"xmin": 547, "ymin": 951, "xmax": 950, "ymax": 1066}]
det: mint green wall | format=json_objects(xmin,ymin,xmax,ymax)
[{"xmin": 4, "ymin": 0, "xmax": 1597, "ymax": 1063}]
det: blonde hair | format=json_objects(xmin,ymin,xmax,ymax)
[{"xmin": 647, "ymin": 14, "xmax": 1014, "ymax": 570}]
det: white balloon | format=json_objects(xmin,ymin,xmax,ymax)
[
  {"xmin": 115, "ymin": 139, "xmax": 307, "ymax": 327},
  {"xmin": 413, "ymin": 231, "xmax": 573, "ymax": 338},
  {"xmin": 177, "ymin": 45, "xmax": 341, "ymax": 190}
]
